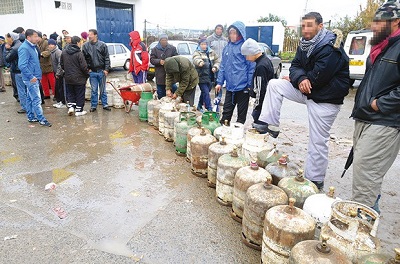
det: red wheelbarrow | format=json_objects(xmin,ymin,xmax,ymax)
[{"xmin": 107, "ymin": 82, "xmax": 154, "ymax": 113}]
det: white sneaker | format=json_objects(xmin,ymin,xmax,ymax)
[
  {"xmin": 56, "ymin": 103, "xmax": 67, "ymax": 109},
  {"xmin": 53, "ymin": 102, "xmax": 61, "ymax": 108},
  {"xmin": 68, "ymin": 107, "xmax": 74, "ymax": 116},
  {"xmin": 75, "ymin": 110, "xmax": 87, "ymax": 116}
]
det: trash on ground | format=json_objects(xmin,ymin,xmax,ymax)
[
  {"xmin": 45, "ymin": 182, "xmax": 57, "ymax": 191},
  {"xmin": 53, "ymin": 207, "xmax": 67, "ymax": 219},
  {"xmin": 4, "ymin": 235, "xmax": 18, "ymax": 241}
]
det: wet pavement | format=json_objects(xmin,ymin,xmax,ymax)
[{"xmin": 0, "ymin": 65, "xmax": 399, "ymax": 263}]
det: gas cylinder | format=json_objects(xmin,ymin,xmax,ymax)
[
  {"xmin": 231, "ymin": 161, "xmax": 271, "ymax": 223},
  {"xmin": 278, "ymin": 169, "xmax": 319, "ymax": 209},
  {"xmin": 242, "ymin": 128, "xmax": 273, "ymax": 162},
  {"xmin": 147, "ymin": 97, "xmax": 160, "ymax": 126},
  {"xmin": 207, "ymin": 137, "xmax": 234, "ymax": 188},
  {"xmin": 175, "ymin": 112, "xmax": 197, "ymax": 156},
  {"xmin": 177, "ymin": 102, "xmax": 189, "ymax": 112},
  {"xmin": 303, "ymin": 187, "xmax": 342, "ymax": 239},
  {"xmin": 289, "ymin": 235, "xmax": 352, "ymax": 264},
  {"xmin": 257, "ymin": 142, "xmax": 280, "ymax": 168},
  {"xmin": 216, "ymin": 147, "xmax": 249, "ymax": 206},
  {"xmin": 186, "ymin": 122, "xmax": 211, "ymax": 163},
  {"xmin": 202, "ymin": 111, "xmax": 221, "ymax": 135},
  {"xmin": 153, "ymin": 102, "xmax": 162, "ymax": 130},
  {"xmin": 214, "ymin": 120, "xmax": 229, "ymax": 141},
  {"xmin": 261, "ymin": 198, "xmax": 316, "ymax": 264},
  {"xmin": 266, "ymin": 154, "xmax": 297, "ymax": 185},
  {"xmin": 242, "ymin": 178, "xmax": 288, "ymax": 250},
  {"xmin": 158, "ymin": 101, "xmax": 174, "ymax": 136},
  {"xmin": 320, "ymin": 200, "xmax": 381, "ymax": 263},
  {"xmin": 164, "ymin": 107, "xmax": 180, "ymax": 142},
  {"xmin": 138, "ymin": 91, "xmax": 154, "ymax": 121},
  {"xmin": 190, "ymin": 128, "xmax": 217, "ymax": 177},
  {"xmin": 357, "ymin": 248, "xmax": 400, "ymax": 264}
]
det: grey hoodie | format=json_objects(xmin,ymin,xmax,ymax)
[
  {"xmin": 206, "ymin": 33, "xmax": 228, "ymax": 58},
  {"xmin": 50, "ymin": 46, "xmax": 63, "ymax": 76}
]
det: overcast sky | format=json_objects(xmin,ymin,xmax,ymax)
[{"xmin": 143, "ymin": 0, "xmax": 367, "ymax": 30}]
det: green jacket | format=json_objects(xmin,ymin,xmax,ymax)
[{"xmin": 164, "ymin": 56, "xmax": 199, "ymax": 97}]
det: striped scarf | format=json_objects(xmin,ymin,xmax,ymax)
[{"xmin": 300, "ymin": 28, "xmax": 328, "ymax": 58}]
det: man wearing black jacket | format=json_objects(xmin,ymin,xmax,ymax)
[
  {"xmin": 351, "ymin": 1, "xmax": 400, "ymax": 213},
  {"xmin": 240, "ymin": 38, "xmax": 274, "ymax": 123},
  {"xmin": 254, "ymin": 12, "xmax": 350, "ymax": 191}
]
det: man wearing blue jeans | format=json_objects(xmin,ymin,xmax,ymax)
[
  {"xmin": 82, "ymin": 29, "xmax": 111, "ymax": 112},
  {"xmin": 18, "ymin": 29, "xmax": 51, "ymax": 127}
]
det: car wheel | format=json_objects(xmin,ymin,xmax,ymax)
[
  {"xmin": 123, "ymin": 59, "xmax": 130, "ymax": 71},
  {"xmin": 147, "ymin": 74, "xmax": 154, "ymax": 81},
  {"xmin": 275, "ymin": 64, "xmax": 282, "ymax": 79},
  {"xmin": 349, "ymin": 79, "xmax": 355, "ymax": 87}
]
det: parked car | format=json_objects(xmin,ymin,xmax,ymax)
[
  {"xmin": 258, "ymin": 42, "xmax": 282, "ymax": 78},
  {"xmin": 147, "ymin": 40, "xmax": 198, "ymax": 81},
  {"xmin": 343, "ymin": 29, "xmax": 373, "ymax": 86},
  {"xmin": 106, "ymin": 43, "xmax": 131, "ymax": 70}
]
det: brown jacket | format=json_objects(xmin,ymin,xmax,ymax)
[{"xmin": 38, "ymin": 39, "xmax": 53, "ymax": 73}]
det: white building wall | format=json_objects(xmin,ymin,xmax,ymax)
[{"xmin": 0, "ymin": 0, "xmax": 142, "ymax": 38}]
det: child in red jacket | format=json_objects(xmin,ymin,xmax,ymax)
[{"xmin": 128, "ymin": 31, "xmax": 149, "ymax": 83}]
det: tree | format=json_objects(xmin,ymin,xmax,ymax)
[{"xmin": 258, "ymin": 13, "xmax": 287, "ymax": 27}]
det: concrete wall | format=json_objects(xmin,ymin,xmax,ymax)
[{"xmin": 0, "ymin": 0, "xmax": 142, "ymax": 38}]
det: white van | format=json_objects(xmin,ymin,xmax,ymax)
[{"xmin": 343, "ymin": 29, "xmax": 373, "ymax": 86}]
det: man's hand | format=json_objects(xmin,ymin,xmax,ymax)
[
  {"xmin": 166, "ymin": 89, "xmax": 172, "ymax": 97},
  {"xmin": 160, "ymin": 60, "xmax": 165, "ymax": 66},
  {"xmin": 282, "ymin": 76, "xmax": 290, "ymax": 82},
  {"xmin": 171, "ymin": 93, "xmax": 177, "ymax": 99},
  {"xmin": 103, "ymin": 70, "xmax": 108, "ymax": 76},
  {"xmin": 215, "ymin": 84, "xmax": 222, "ymax": 93},
  {"xmin": 371, "ymin": 99, "xmax": 379, "ymax": 111},
  {"xmin": 212, "ymin": 67, "xmax": 217, "ymax": 73},
  {"xmin": 299, "ymin": 79, "xmax": 312, "ymax": 94},
  {"xmin": 30, "ymin": 77, "xmax": 37, "ymax": 83},
  {"xmin": 199, "ymin": 61, "xmax": 204, "ymax": 67}
]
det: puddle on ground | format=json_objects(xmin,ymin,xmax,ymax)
[{"xmin": 24, "ymin": 168, "xmax": 74, "ymax": 186}]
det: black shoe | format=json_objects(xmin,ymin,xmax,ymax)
[
  {"xmin": 44, "ymin": 96, "xmax": 51, "ymax": 99},
  {"xmin": 0, "ymin": 88, "xmax": 5, "ymax": 92},
  {"xmin": 252, "ymin": 123, "xmax": 280, "ymax": 138},
  {"xmin": 39, "ymin": 120, "xmax": 52, "ymax": 127},
  {"xmin": 311, "ymin": 181, "xmax": 324, "ymax": 192},
  {"xmin": 90, "ymin": 108, "xmax": 97, "ymax": 112},
  {"xmin": 103, "ymin": 106, "xmax": 111, "ymax": 111},
  {"xmin": 28, "ymin": 118, "xmax": 39, "ymax": 123},
  {"xmin": 17, "ymin": 109, "xmax": 26, "ymax": 114}
]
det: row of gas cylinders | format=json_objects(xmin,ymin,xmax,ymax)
[{"xmin": 137, "ymin": 92, "xmax": 399, "ymax": 264}]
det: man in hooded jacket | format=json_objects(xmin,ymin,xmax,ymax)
[
  {"xmin": 254, "ymin": 12, "xmax": 350, "ymax": 191},
  {"xmin": 128, "ymin": 31, "xmax": 149, "ymax": 84},
  {"xmin": 215, "ymin": 21, "xmax": 255, "ymax": 125}
]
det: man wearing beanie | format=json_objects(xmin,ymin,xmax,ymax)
[
  {"xmin": 241, "ymin": 38, "xmax": 274, "ymax": 123},
  {"xmin": 350, "ymin": 0, "xmax": 400, "ymax": 214},
  {"xmin": 150, "ymin": 33, "xmax": 178, "ymax": 98},
  {"xmin": 215, "ymin": 21, "xmax": 255, "ymax": 124},
  {"xmin": 254, "ymin": 12, "xmax": 349, "ymax": 191}
]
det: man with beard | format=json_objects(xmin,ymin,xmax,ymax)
[
  {"xmin": 253, "ymin": 12, "xmax": 350, "ymax": 191},
  {"xmin": 351, "ymin": 0, "xmax": 400, "ymax": 213}
]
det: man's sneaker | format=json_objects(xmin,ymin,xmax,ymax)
[
  {"xmin": 39, "ymin": 120, "xmax": 52, "ymax": 127},
  {"xmin": 90, "ymin": 108, "xmax": 97, "ymax": 112},
  {"xmin": 0, "ymin": 87, "xmax": 6, "ymax": 92},
  {"xmin": 103, "ymin": 106, "xmax": 111, "ymax": 111},
  {"xmin": 75, "ymin": 110, "xmax": 87, "ymax": 116},
  {"xmin": 312, "ymin": 181, "xmax": 324, "ymax": 192},
  {"xmin": 56, "ymin": 103, "xmax": 66, "ymax": 109},
  {"xmin": 53, "ymin": 102, "xmax": 60, "ymax": 108},
  {"xmin": 68, "ymin": 107, "xmax": 74, "ymax": 116},
  {"xmin": 28, "ymin": 118, "xmax": 39, "ymax": 123},
  {"xmin": 252, "ymin": 123, "xmax": 280, "ymax": 138},
  {"xmin": 17, "ymin": 109, "xmax": 26, "ymax": 114}
]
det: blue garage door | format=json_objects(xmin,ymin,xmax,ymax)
[
  {"xmin": 245, "ymin": 26, "xmax": 279, "ymax": 53},
  {"xmin": 95, "ymin": 0, "xmax": 134, "ymax": 49}
]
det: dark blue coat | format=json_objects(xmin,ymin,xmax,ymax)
[{"xmin": 289, "ymin": 31, "xmax": 350, "ymax": 105}]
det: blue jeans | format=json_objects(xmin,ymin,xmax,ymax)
[
  {"xmin": 23, "ymin": 80, "xmax": 46, "ymax": 122},
  {"xmin": 198, "ymin": 83, "xmax": 212, "ymax": 111},
  {"xmin": 157, "ymin": 84, "xmax": 177, "ymax": 99},
  {"xmin": 15, "ymin": 73, "xmax": 27, "ymax": 111},
  {"xmin": 89, "ymin": 71, "xmax": 108, "ymax": 108}
]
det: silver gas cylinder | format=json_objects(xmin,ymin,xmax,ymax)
[
  {"xmin": 357, "ymin": 248, "xmax": 400, "ymax": 264},
  {"xmin": 186, "ymin": 122, "xmax": 210, "ymax": 163},
  {"xmin": 164, "ymin": 107, "xmax": 180, "ymax": 142},
  {"xmin": 265, "ymin": 154, "xmax": 297, "ymax": 185},
  {"xmin": 214, "ymin": 120, "xmax": 230, "ymax": 141},
  {"xmin": 257, "ymin": 142, "xmax": 281, "ymax": 168},
  {"xmin": 303, "ymin": 187, "xmax": 342, "ymax": 239},
  {"xmin": 242, "ymin": 178, "xmax": 288, "ymax": 250},
  {"xmin": 261, "ymin": 198, "xmax": 316, "ymax": 264},
  {"xmin": 320, "ymin": 200, "xmax": 381, "ymax": 263},
  {"xmin": 278, "ymin": 169, "xmax": 319, "ymax": 209},
  {"xmin": 215, "ymin": 147, "xmax": 249, "ymax": 206},
  {"xmin": 289, "ymin": 235, "xmax": 352, "ymax": 264},
  {"xmin": 242, "ymin": 128, "xmax": 273, "ymax": 162},
  {"xmin": 225, "ymin": 122, "xmax": 245, "ymax": 150},
  {"xmin": 158, "ymin": 101, "xmax": 174, "ymax": 136},
  {"xmin": 207, "ymin": 137, "xmax": 234, "ymax": 188},
  {"xmin": 190, "ymin": 128, "xmax": 217, "ymax": 177},
  {"xmin": 231, "ymin": 161, "xmax": 271, "ymax": 223},
  {"xmin": 147, "ymin": 98, "xmax": 160, "ymax": 126}
]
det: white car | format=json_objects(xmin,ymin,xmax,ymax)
[
  {"xmin": 257, "ymin": 42, "xmax": 282, "ymax": 78},
  {"xmin": 106, "ymin": 43, "xmax": 131, "ymax": 70}
]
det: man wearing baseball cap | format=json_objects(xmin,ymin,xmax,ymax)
[{"xmin": 351, "ymin": 0, "xmax": 400, "ymax": 214}]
